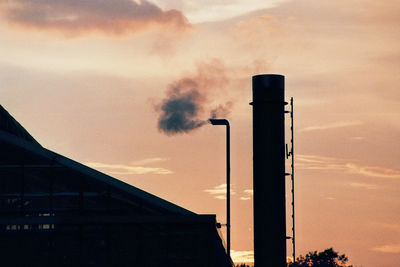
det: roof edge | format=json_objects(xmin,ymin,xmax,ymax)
[
  {"xmin": 0, "ymin": 105, "xmax": 40, "ymax": 146},
  {"xmin": 0, "ymin": 130, "xmax": 194, "ymax": 215}
]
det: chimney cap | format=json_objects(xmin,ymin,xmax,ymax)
[
  {"xmin": 252, "ymin": 74, "xmax": 284, "ymax": 102},
  {"xmin": 209, "ymin": 118, "xmax": 229, "ymax": 126}
]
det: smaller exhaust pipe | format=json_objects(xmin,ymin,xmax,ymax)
[{"xmin": 209, "ymin": 118, "xmax": 231, "ymax": 260}]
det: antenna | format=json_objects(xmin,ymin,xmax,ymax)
[{"xmin": 286, "ymin": 97, "xmax": 295, "ymax": 263}]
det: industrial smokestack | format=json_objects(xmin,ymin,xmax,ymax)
[{"xmin": 251, "ymin": 74, "xmax": 286, "ymax": 267}]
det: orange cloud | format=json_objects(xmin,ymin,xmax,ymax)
[
  {"xmin": 131, "ymin": 157, "xmax": 168, "ymax": 165},
  {"xmin": 231, "ymin": 250, "xmax": 254, "ymax": 263},
  {"xmin": 346, "ymin": 164, "xmax": 400, "ymax": 179},
  {"xmin": 297, "ymin": 155, "xmax": 400, "ymax": 179},
  {"xmin": 204, "ymin": 183, "xmax": 236, "ymax": 200},
  {"xmin": 244, "ymin": 189, "xmax": 253, "ymax": 195},
  {"xmin": 299, "ymin": 121, "xmax": 364, "ymax": 132},
  {"xmin": 240, "ymin": 189, "xmax": 253, "ymax": 201},
  {"xmin": 350, "ymin": 182, "xmax": 378, "ymax": 190},
  {"xmin": 296, "ymin": 155, "xmax": 348, "ymax": 171},
  {"xmin": 0, "ymin": 0, "xmax": 190, "ymax": 35},
  {"xmin": 371, "ymin": 244, "xmax": 400, "ymax": 254},
  {"xmin": 86, "ymin": 162, "xmax": 172, "ymax": 175}
]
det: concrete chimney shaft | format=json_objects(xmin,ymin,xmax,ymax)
[{"xmin": 252, "ymin": 74, "xmax": 287, "ymax": 267}]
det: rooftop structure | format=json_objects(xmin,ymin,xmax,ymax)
[{"xmin": 0, "ymin": 105, "xmax": 232, "ymax": 267}]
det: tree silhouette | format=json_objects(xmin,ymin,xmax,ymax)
[{"xmin": 289, "ymin": 248, "xmax": 353, "ymax": 267}]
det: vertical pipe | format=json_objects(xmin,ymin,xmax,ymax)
[
  {"xmin": 290, "ymin": 97, "xmax": 295, "ymax": 262},
  {"xmin": 251, "ymin": 74, "xmax": 286, "ymax": 267},
  {"xmin": 209, "ymin": 118, "xmax": 231, "ymax": 260},
  {"xmin": 226, "ymin": 122, "xmax": 230, "ymax": 259}
]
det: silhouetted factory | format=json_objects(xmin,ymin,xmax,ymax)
[{"xmin": 0, "ymin": 105, "xmax": 232, "ymax": 266}]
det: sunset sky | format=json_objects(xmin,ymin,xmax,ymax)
[{"xmin": 1, "ymin": 0, "xmax": 400, "ymax": 266}]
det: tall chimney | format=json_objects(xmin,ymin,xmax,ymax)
[{"xmin": 251, "ymin": 74, "xmax": 286, "ymax": 267}]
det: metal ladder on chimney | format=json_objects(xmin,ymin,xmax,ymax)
[{"xmin": 285, "ymin": 97, "xmax": 295, "ymax": 263}]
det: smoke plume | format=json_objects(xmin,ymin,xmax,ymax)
[
  {"xmin": 210, "ymin": 101, "xmax": 233, "ymax": 119},
  {"xmin": 156, "ymin": 59, "xmax": 233, "ymax": 135},
  {"xmin": 157, "ymin": 78, "xmax": 206, "ymax": 135}
]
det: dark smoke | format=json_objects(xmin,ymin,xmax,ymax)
[
  {"xmin": 156, "ymin": 59, "xmax": 233, "ymax": 135},
  {"xmin": 157, "ymin": 78, "xmax": 206, "ymax": 134},
  {"xmin": 210, "ymin": 101, "xmax": 233, "ymax": 119}
]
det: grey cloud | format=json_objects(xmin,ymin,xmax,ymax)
[{"xmin": 1, "ymin": 0, "xmax": 190, "ymax": 34}]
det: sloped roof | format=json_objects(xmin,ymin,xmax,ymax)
[
  {"xmin": 0, "ymin": 105, "xmax": 193, "ymax": 215},
  {"xmin": 0, "ymin": 105, "xmax": 40, "ymax": 145}
]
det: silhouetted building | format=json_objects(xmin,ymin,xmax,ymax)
[{"xmin": 0, "ymin": 105, "xmax": 232, "ymax": 267}]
